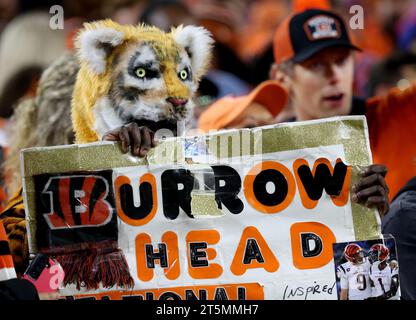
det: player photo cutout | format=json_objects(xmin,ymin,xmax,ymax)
[{"xmin": 333, "ymin": 236, "xmax": 400, "ymax": 300}]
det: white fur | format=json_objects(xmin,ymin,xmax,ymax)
[
  {"xmin": 78, "ymin": 28, "xmax": 125, "ymax": 74},
  {"xmin": 131, "ymin": 44, "xmax": 158, "ymax": 65},
  {"xmin": 124, "ymin": 44, "xmax": 163, "ymax": 90},
  {"xmin": 93, "ymin": 97, "xmax": 124, "ymax": 137},
  {"xmin": 172, "ymin": 25, "xmax": 213, "ymax": 78},
  {"xmin": 124, "ymin": 101, "xmax": 169, "ymax": 122}
]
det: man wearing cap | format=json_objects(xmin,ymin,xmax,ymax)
[
  {"xmin": 200, "ymin": 8, "xmax": 416, "ymax": 207},
  {"xmin": 272, "ymin": 9, "xmax": 416, "ymax": 203}
]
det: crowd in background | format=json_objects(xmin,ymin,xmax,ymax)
[{"xmin": 0, "ymin": 0, "xmax": 416, "ymax": 300}]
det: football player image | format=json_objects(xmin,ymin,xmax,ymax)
[
  {"xmin": 337, "ymin": 243, "xmax": 372, "ymax": 300},
  {"xmin": 368, "ymin": 244, "xmax": 400, "ymax": 300}
]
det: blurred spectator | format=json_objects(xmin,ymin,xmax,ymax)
[
  {"xmin": 0, "ymin": 12, "xmax": 66, "ymax": 118},
  {"xmin": 241, "ymin": 0, "xmax": 290, "ymax": 85},
  {"xmin": 0, "ymin": 0, "xmax": 19, "ymax": 34},
  {"xmin": 1, "ymin": 53, "xmax": 77, "ymax": 275},
  {"xmin": 366, "ymin": 52, "xmax": 416, "ymax": 97},
  {"xmin": 112, "ymin": 1, "xmax": 148, "ymax": 25},
  {"xmin": 382, "ymin": 176, "xmax": 416, "ymax": 300},
  {"xmin": 239, "ymin": 0, "xmax": 290, "ymax": 62},
  {"xmin": 187, "ymin": 0, "xmax": 252, "ymax": 85},
  {"xmin": 0, "ymin": 220, "xmax": 39, "ymax": 300},
  {"xmin": 396, "ymin": 1, "xmax": 416, "ymax": 53},
  {"xmin": 138, "ymin": 0, "xmax": 195, "ymax": 31},
  {"xmin": 0, "ymin": 11, "xmax": 66, "ymax": 210}
]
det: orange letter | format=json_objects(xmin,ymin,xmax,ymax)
[
  {"xmin": 231, "ymin": 226, "xmax": 279, "ymax": 276},
  {"xmin": 244, "ymin": 161, "xmax": 296, "ymax": 214},
  {"xmin": 290, "ymin": 222, "xmax": 336, "ymax": 269},
  {"xmin": 135, "ymin": 231, "xmax": 180, "ymax": 282},
  {"xmin": 186, "ymin": 230, "xmax": 223, "ymax": 279},
  {"xmin": 293, "ymin": 158, "xmax": 351, "ymax": 209}
]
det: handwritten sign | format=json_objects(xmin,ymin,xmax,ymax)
[{"xmin": 22, "ymin": 116, "xmax": 380, "ymax": 300}]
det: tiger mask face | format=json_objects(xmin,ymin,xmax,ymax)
[{"xmin": 72, "ymin": 20, "xmax": 213, "ymax": 143}]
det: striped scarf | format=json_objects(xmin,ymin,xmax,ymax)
[
  {"xmin": 0, "ymin": 188, "xmax": 28, "ymax": 275},
  {"xmin": 0, "ymin": 220, "xmax": 16, "ymax": 281}
]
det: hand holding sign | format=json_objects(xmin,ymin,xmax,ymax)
[{"xmin": 352, "ymin": 164, "xmax": 389, "ymax": 217}]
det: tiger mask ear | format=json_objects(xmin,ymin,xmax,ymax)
[
  {"xmin": 172, "ymin": 25, "xmax": 214, "ymax": 80},
  {"xmin": 76, "ymin": 21, "xmax": 125, "ymax": 75}
]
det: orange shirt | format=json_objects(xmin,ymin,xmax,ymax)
[{"xmin": 366, "ymin": 83, "xmax": 416, "ymax": 200}]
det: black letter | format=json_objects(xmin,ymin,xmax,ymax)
[
  {"xmin": 161, "ymin": 169, "xmax": 194, "ymax": 219},
  {"xmin": 189, "ymin": 242, "xmax": 208, "ymax": 267},
  {"xmin": 145, "ymin": 243, "xmax": 168, "ymax": 268},
  {"xmin": 297, "ymin": 161, "xmax": 348, "ymax": 200},
  {"xmin": 118, "ymin": 180, "xmax": 153, "ymax": 220},
  {"xmin": 185, "ymin": 289, "xmax": 207, "ymax": 300},
  {"xmin": 301, "ymin": 233, "xmax": 323, "ymax": 257},
  {"xmin": 214, "ymin": 287, "xmax": 229, "ymax": 300},
  {"xmin": 211, "ymin": 166, "xmax": 244, "ymax": 214},
  {"xmin": 253, "ymin": 169, "xmax": 288, "ymax": 207},
  {"xmin": 243, "ymin": 239, "xmax": 265, "ymax": 264},
  {"xmin": 159, "ymin": 292, "xmax": 181, "ymax": 300}
]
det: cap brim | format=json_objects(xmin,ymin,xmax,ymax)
[
  {"xmin": 292, "ymin": 40, "xmax": 361, "ymax": 63},
  {"xmin": 198, "ymin": 81, "xmax": 288, "ymax": 132},
  {"xmin": 246, "ymin": 80, "xmax": 288, "ymax": 117}
]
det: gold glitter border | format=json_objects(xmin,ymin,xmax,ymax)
[{"xmin": 22, "ymin": 116, "xmax": 379, "ymax": 252}]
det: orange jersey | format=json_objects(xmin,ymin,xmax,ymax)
[{"xmin": 366, "ymin": 82, "xmax": 416, "ymax": 200}]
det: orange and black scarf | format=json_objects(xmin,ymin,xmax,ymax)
[
  {"xmin": 0, "ymin": 188, "xmax": 28, "ymax": 276},
  {"xmin": 0, "ymin": 220, "xmax": 17, "ymax": 281}
]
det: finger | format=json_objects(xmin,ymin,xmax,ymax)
[
  {"xmin": 353, "ymin": 173, "xmax": 389, "ymax": 194},
  {"xmin": 352, "ymin": 185, "xmax": 386, "ymax": 202},
  {"xmin": 149, "ymin": 130, "xmax": 157, "ymax": 147},
  {"xmin": 127, "ymin": 123, "xmax": 141, "ymax": 156},
  {"xmin": 366, "ymin": 196, "xmax": 389, "ymax": 216},
  {"xmin": 359, "ymin": 164, "xmax": 387, "ymax": 178},
  {"xmin": 139, "ymin": 127, "xmax": 152, "ymax": 157},
  {"xmin": 102, "ymin": 129, "xmax": 119, "ymax": 141},
  {"xmin": 119, "ymin": 126, "xmax": 130, "ymax": 153}
]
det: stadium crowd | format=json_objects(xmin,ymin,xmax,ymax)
[{"xmin": 0, "ymin": 0, "xmax": 415, "ymax": 300}]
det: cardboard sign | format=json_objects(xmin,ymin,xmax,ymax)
[{"xmin": 22, "ymin": 116, "xmax": 381, "ymax": 300}]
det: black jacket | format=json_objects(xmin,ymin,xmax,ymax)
[
  {"xmin": 0, "ymin": 278, "xmax": 39, "ymax": 300},
  {"xmin": 382, "ymin": 177, "xmax": 416, "ymax": 300}
]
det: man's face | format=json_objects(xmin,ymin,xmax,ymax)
[
  {"xmin": 286, "ymin": 47, "xmax": 354, "ymax": 120},
  {"xmin": 353, "ymin": 251, "xmax": 365, "ymax": 265}
]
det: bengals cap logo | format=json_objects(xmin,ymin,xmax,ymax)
[{"xmin": 304, "ymin": 15, "xmax": 341, "ymax": 41}]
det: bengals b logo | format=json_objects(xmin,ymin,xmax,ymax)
[{"xmin": 42, "ymin": 175, "xmax": 113, "ymax": 229}]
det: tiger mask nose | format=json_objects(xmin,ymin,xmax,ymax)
[{"xmin": 166, "ymin": 97, "xmax": 188, "ymax": 108}]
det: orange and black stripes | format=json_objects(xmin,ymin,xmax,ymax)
[
  {"xmin": 1, "ymin": 188, "xmax": 25, "ymax": 218},
  {"xmin": 0, "ymin": 187, "xmax": 28, "ymax": 275},
  {"xmin": 0, "ymin": 220, "xmax": 16, "ymax": 281}
]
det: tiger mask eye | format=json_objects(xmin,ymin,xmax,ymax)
[
  {"xmin": 135, "ymin": 67, "xmax": 146, "ymax": 78},
  {"xmin": 179, "ymin": 69, "xmax": 188, "ymax": 81}
]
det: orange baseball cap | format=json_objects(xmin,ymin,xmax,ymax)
[{"xmin": 198, "ymin": 80, "xmax": 288, "ymax": 132}]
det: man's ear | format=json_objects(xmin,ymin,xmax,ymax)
[
  {"xmin": 172, "ymin": 25, "xmax": 214, "ymax": 79},
  {"xmin": 270, "ymin": 63, "xmax": 292, "ymax": 89},
  {"xmin": 76, "ymin": 24, "xmax": 125, "ymax": 75}
]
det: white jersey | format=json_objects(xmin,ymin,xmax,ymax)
[
  {"xmin": 369, "ymin": 261, "xmax": 399, "ymax": 299},
  {"xmin": 337, "ymin": 259, "xmax": 372, "ymax": 300}
]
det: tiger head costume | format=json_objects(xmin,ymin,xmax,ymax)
[{"xmin": 72, "ymin": 20, "xmax": 213, "ymax": 143}]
